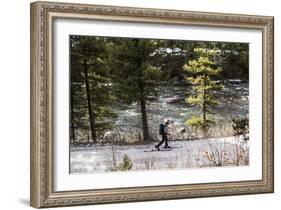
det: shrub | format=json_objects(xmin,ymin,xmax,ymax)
[
  {"xmin": 117, "ymin": 154, "xmax": 133, "ymax": 171},
  {"xmin": 231, "ymin": 117, "xmax": 249, "ymax": 140}
]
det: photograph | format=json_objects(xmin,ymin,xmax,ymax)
[
  {"xmin": 69, "ymin": 36, "xmax": 250, "ymax": 174},
  {"xmin": 30, "ymin": 1, "xmax": 273, "ymax": 207}
]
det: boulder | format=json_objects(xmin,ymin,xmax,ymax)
[{"xmin": 102, "ymin": 131, "xmax": 120, "ymax": 143}]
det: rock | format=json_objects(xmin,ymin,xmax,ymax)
[
  {"xmin": 165, "ymin": 95, "xmax": 184, "ymax": 103},
  {"xmin": 102, "ymin": 131, "xmax": 120, "ymax": 143},
  {"xmin": 227, "ymin": 79, "xmax": 243, "ymax": 84}
]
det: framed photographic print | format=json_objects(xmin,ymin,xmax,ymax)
[{"xmin": 30, "ymin": 1, "xmax": 274, "ymax": 208}]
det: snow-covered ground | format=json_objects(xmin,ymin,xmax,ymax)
[{"xmin": 70, "ymin": 136, "xmax": 249, "ymax": 173}]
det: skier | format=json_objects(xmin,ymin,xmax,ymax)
[{"xmin": 155, "ymin": 119, "xmax": 171, "ymax": 150}]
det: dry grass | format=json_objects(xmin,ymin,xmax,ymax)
[
  {"xmin": 103, "ymin": 135, "xmax": 249, "ymax": 172},
  {"xmin": 200, "ymin": 139, "xmax": 249, "ymax": 167}
]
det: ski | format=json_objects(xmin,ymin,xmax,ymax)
[
  {"xmin": 143, "ymin": 146, "xmax": 182, "ymax": 152},
  {"xmin": 144, "ymin": 148, "xmax": 172, "ymax": 152}
]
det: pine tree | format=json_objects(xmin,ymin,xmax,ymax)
[
  {"xmin": 70, "ymin": 38, "xmax": 89, "ymax": 144},
  {"xmin": 70, "ymin": 36, "xmax": 116, "ymax": 143},
  {"xmin": 109, "ymin": 38, "xmax": 161, "ymax": 141},
  {"xmin": 183, "ymin": 48, "xmax": 223, "ymax": 137}
]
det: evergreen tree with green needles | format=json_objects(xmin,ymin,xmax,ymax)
[
  {"xmin": 109, "ymin": 38, "xmax": 162, "ymax": 141},
  {"xmin": 70, "ymin": 36, "xmax": 116, "ymax": 143},
  {"xmin": 183, "ymin": 48, "xmax": 223, "ymax": 137}
]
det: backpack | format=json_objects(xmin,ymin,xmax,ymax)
[{"xmin": 159, "ymin": 123, "xmax": 165, "ymax": 135}]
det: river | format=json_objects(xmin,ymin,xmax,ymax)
[{"xmin": 111, "ymin": 80, "xmax": 248, "ymax": 142}]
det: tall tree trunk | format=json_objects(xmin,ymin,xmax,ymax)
[
  {"xmin": 202, "ymin": 74, "xmax": 206, "ymax": 122},
  {"xmin": 133, "ymin": 38, "xmax": 150, "ymax": 141},
  {"xmin": 83, "ymin": 60, "xmax": 97, "ymax": 143},
  {"xmin": 202, "ymin": 74, "xmax": 207, "ymax": 136},
  {"xmin": 140, "ymin": 88, "xmax": 150, "ymax": 141},
  {"xmin": 70, "ymin": 88, "xmax": 76, "ymax": 144}
]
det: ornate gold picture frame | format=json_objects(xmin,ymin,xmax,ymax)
[{"xmin": 30, "ymin": 1, "xmax": 274, "ymax": 208}]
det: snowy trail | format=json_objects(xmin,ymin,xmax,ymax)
[{"xmin": 70, "ymin": 136, "xmax": 249, "ymax": 173}]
